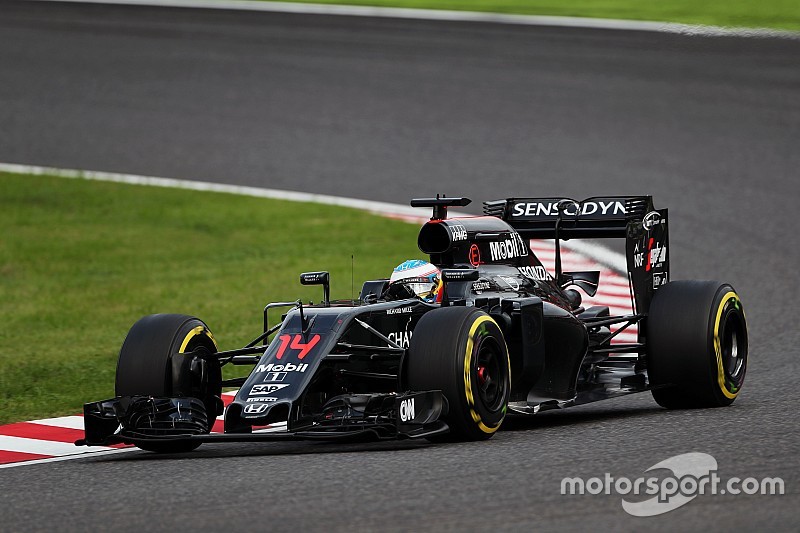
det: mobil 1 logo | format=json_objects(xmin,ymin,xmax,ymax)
[
  {"xmin": 257, "ymin": 362, "xmax": 309, "ymax": 383},
  {"xmin": 489, "ymin": 232, "xmax": 529, "ymax": 262},
  {"xmin": 262, "ymin": 371, "xmax": 287, "ymax": 383}
]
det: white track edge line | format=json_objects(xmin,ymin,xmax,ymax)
[
  {"xmin": 0, "ymin": 435, "xmax": 113, "ymax": 455},
  {"xmin": 29, "ymin": 416, "xmax": 87, "ymax": 430},
  {"xmin": 27, "ymin": 0, "xmax": 800, "ymax": 39},
  {"xmin": 0, "ymin": 161, "xmax": 628, "ymax": 271},
  {"xmin": 0, "ymin": 162, "xmax": 426, "ymax": 217},
  {"xmin": 0, "ymin": 448, "xmax": 138, "ymax": 470}
]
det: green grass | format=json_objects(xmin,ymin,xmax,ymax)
[
  {"xmin": 0, "ymin": 173, "xmax": 420, "ymax": 424},
  {"xmin": 271, "ymin": 0, "xmax": 800, "ymax": 31}
]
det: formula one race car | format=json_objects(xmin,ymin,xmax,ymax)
[{"xmin": 78, "ymin": 196, "xmax": 748, "ymax": 452}]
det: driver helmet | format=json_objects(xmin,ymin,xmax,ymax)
[{"xmin": 389, "ymin": 260, "xmax": 442, "ymax": 303}]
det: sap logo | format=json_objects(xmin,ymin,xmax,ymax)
[
  {"xmin": 518, "ymin": 265, "xmax": 549, "ymax": 281},
  {"xmin": 251, "ymin": 384, "xmax": 290, "ymax": 395},
  {"xmin": 642, "ymin": 211, "xmax": 662, "ymax": 231},
  {"xmin": 449, "ymin": 224, "xmax": 468, "ymax": 242},
  {"xmin": 399, "ymin": 398, "xmax": 415, "ymax": 422},
  {"xmin": 489, "ymin": 233, "xmax": 528, "ymax": 262},
  {"xmin": 257, "ymin": 362, "xmax": 309, "ymax": 374},
  {"xmin": 387, "ymin": 306, "xmax": 413, "ymax": 315},
  {"xmin": 388, "ymin": 330, "xmax": 412, "ymax": 349},
  {"xmin": 244, "ymin": 403, "xmax": 269, "ymax": 414}
]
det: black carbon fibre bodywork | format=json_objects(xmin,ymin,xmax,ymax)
[{"xmin": 79, "ymin": 196, "xmax": 665, "ymax": 448}]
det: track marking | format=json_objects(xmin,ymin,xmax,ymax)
[
  {"xmin": 0, "ymin": 435, "xmax": 115, "ymax": 456},
  {"xmin": 0, "ymin": 448, "xmax": 137, "ymax": 469},
  {"xmin": 28, "ymin": 0, "xmax": 800, "ymax": 39},
  {"xmin": 29, "ymin": 416, "xmax": 88, "ymax": 430}
]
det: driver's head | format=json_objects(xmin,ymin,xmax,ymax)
[{"xmin": 389, "ymin": 260, "xmax": 442, "ymax": 303}]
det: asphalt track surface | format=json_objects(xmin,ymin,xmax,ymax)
[{"xmin": 1, "ymin": 1, "xmax": 799, "ymax": 530}]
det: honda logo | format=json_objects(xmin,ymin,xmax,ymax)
[{"xmin": 244, "ymin": 403, "xmax": 269, "ymax": 415}]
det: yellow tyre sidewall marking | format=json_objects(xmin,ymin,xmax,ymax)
[
  {"xmin": 463, "ymin": 315, "xmax": 511, "ymax": 434},
  {"xmin": 179, "ymin": 325, "xmax": 218, "ymax": 353},
  {"xmin": 713, "ymin": 291, "xmax": 740, "ymax": 399}
]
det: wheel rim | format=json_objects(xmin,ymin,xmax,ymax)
[
  {"xmin": 182, "ymin": 337, "xmax": 221, "ymax": 423},
  {"xmin": 473, "ymin": 336, "xmax": 508, "ymax": 412},
  {"xmin": 721, "ymin": 309, "xmax": 747, "ymax": 383}
]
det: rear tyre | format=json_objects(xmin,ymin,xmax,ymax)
[
  {"xmin": 647, "ymin": 281, "xmax": 748, "ymax": 409},
  {"xmin": 116, "ymin": 314, "xmax": 221, "ymax": 452},
  {"xmin": 407, "ymin": 307, "xmax": 510, "ymax": 441}
]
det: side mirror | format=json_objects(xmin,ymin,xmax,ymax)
[
  {"xmin": 440, "ymin": 269, "xmax": 479, "ymax": 306},
  {"xmin": 300, "ymin": 271, "xmax": 330, "ymax": 305},
  {"xmin": 440, "ymin": 269, "xmax": 480, "ymax": 283}
]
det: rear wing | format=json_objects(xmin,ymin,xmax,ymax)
[
  {"xmin": 484, "ymin": 196, "xmax": 669, "ymax": 313},
  {"xmin": 483, "ymin": 196, "xmax": 651, "ymax": 239}
]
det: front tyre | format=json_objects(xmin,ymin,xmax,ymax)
[
  {"xmin": 407, "ymin": 307, "xmax": 510, "ymax": 441},
  {"xmin": 647, "ymin": 281, "xmax": 748, "ymax": 409},
  {"xmin": 115, "ymin": 314, "xmax": 221, "ymax": 452}
]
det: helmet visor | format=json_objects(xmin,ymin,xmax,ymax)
[{"xmin": 395, "ymin": 276, "xmax": 437, "ymax": 301}]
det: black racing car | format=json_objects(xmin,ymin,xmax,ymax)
[{"xmin": 78, "ymin": 196, "xmax": 748, "ymax": 452}]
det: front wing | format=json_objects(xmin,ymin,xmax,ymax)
[{"xmin": 76, "ymin": 390, "xmax": 448, "ymax": 447}]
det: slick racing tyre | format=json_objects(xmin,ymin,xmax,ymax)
[
  {"xmin": 647, "ymin": 281, "xmax": 748, "ymax": 409},
  {"xmin": 407, "ymin": 307, "xmax": 510, "ymax": 441},
  {"xmin": 116, "ymin": 314, "xmax": 221, "ymax": 452}
]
